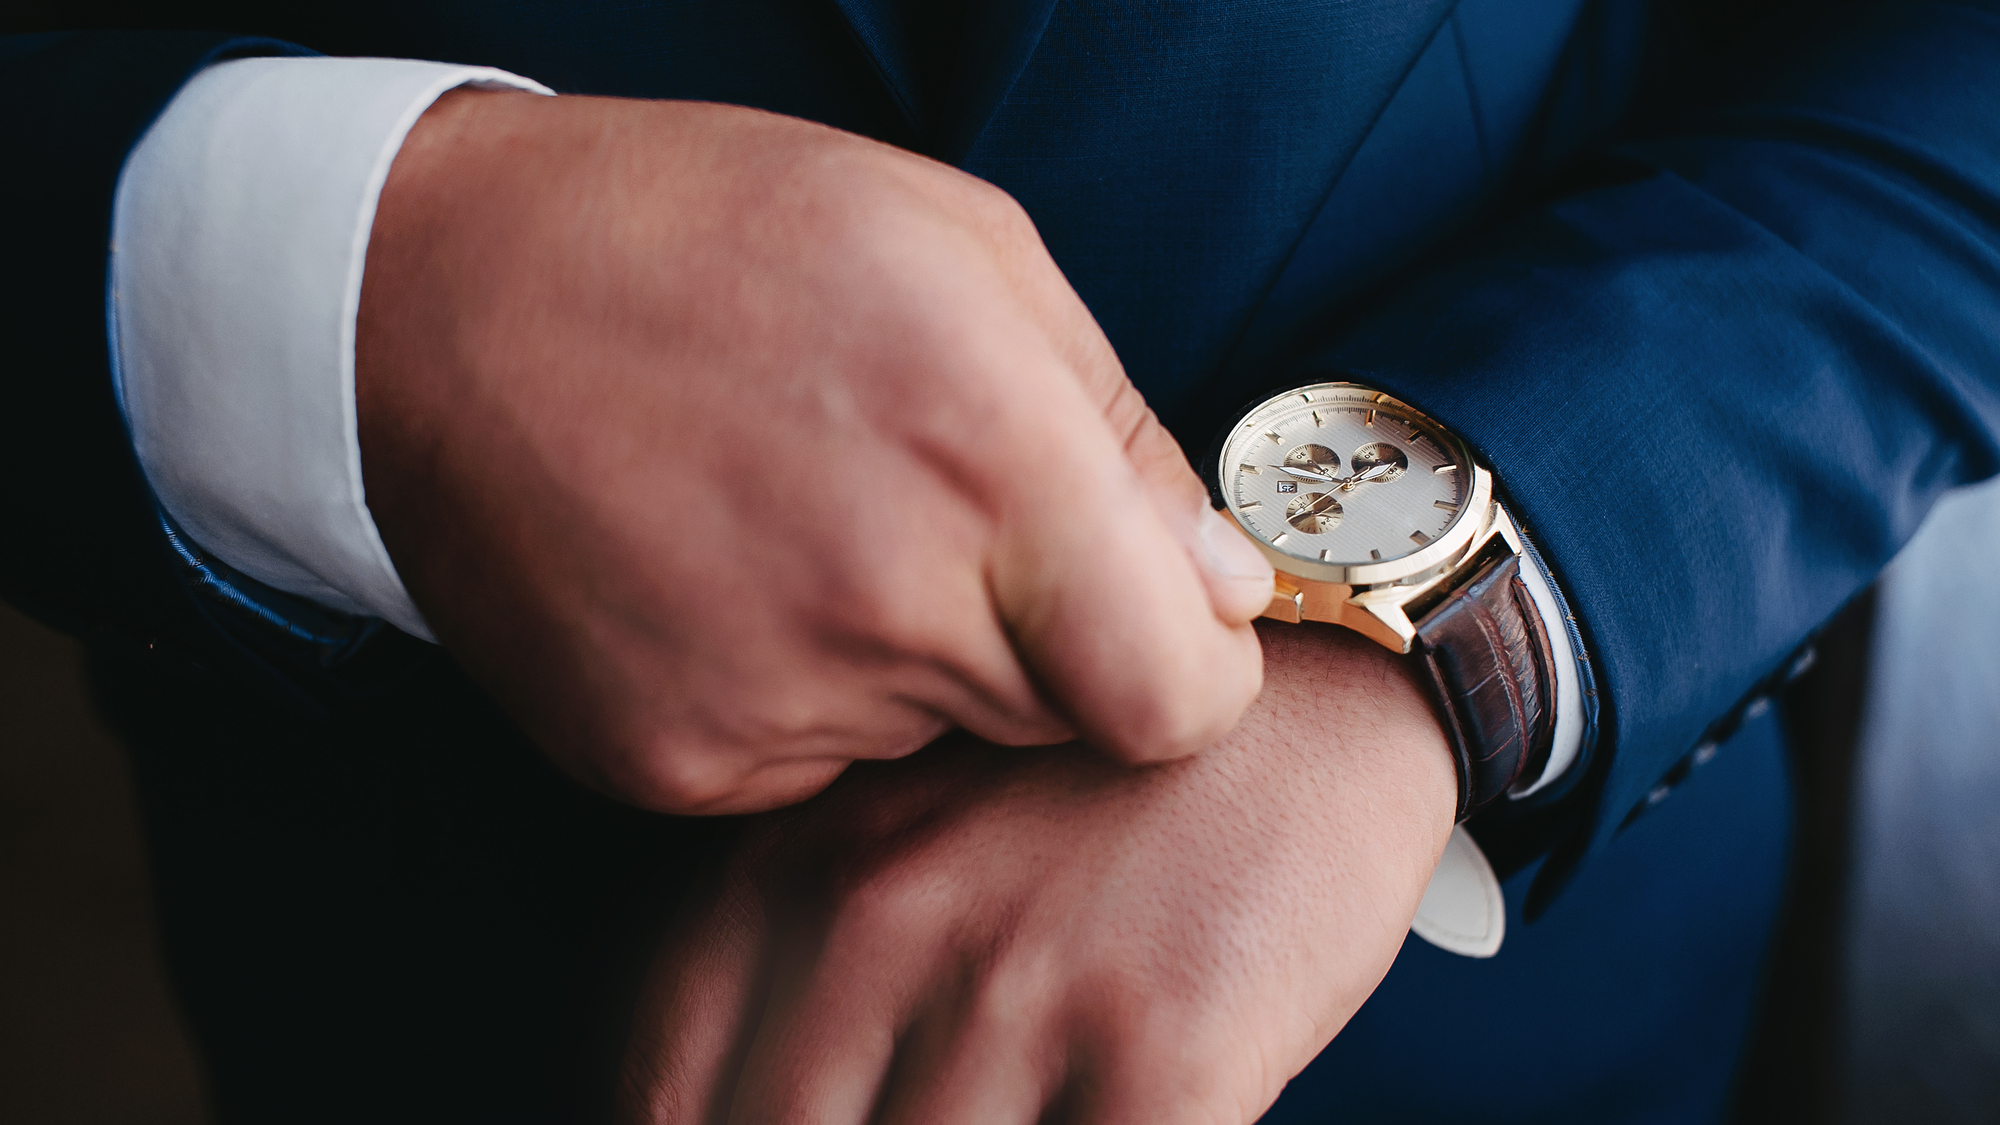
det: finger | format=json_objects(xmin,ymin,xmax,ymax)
[
  {"xmin": 720, "ymin": 915, "xmax": 926, "ymax": 1124},
  {"xmin": 1056, "ymin": 1031, "xmax": 1268, "ymax": 1125},
  {"xmin": 770, "ymin": 510, "xmax": 1077, "ymax": 753},
  {"xmin": 870, "ymin": 975, "xmax": 1060, "ymax": 1125},
  {"xmin": 984, "ymin": 358, "xmax": 1265, "ymax": 764},
  {"xmin": 720, "ymin": 987, "xmax": 898, "ymax": 1125},
  {"xmin": 851, "ymin": 207, "xmax": 1261, "ymax": 763},
  {"xmin": 1106, "ymin": 376, "xmax": 1275, "ymax": 627},
  {"xmin": 620, "ymin": 873, "xmax": 772, "ymax": 1125},
  {"xmin": 678, "ymin": 756, "xmax": 856, "ymax": 816},
  {"xmin": 982, "ymin": 217, "xmax": 1272, "ymax": 627},
  {"xmin": 1156, "ymin": 482, "xmax": 1279, "ymax": 627}
]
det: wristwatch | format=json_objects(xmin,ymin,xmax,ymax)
[{"xmin": 1205, "ymin": 381, "xmax": 1555, "ymax": 821}]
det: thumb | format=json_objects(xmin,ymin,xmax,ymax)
[
  {"xmin": 991, "ymin": 222, "xmax": 1273, "ymax": 625},
  {"xmin": 1109, "ymin": 382, "xmax": 1275, "ymax": 625}
]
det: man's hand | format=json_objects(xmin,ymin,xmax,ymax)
[
  {"xmin": 618, "ymin": 621, "xmax": 1457, "ymax": 1124},
  {"xmin": 356, "ymin": 91, "xmax": 1274, "ymax": 814}
]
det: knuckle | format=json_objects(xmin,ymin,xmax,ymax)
[
  {"xmin": 827, "ymin": 854, "xmax": 956, "ymax": 944},
  {"xmin": 816, "ymin": 554, "xmax": 993, "ymax": 676},
  {"xmin": 1110, "ymin": 684, "xmax": 1231, "ymax": 764},
  {"xmin": 1100, "ymin": 378, "xmax": 1158, "ymax": 450},
  {"xmin": 967, "ymin": 176, "xmax": 1032, "ymax": 229},
  {"xmin": 617, "ymin": 741, "xmax": 746, "ymax": 813},
  {"xmin": 694, "ymin": 679, "xmax": 832, "ymax": 750},
  {"xmin": 845, "ymin": 867, "xmax": 932, "ymax": 930},
  {"xmin": 967, "ymin": 948, "xmax": 1062, "ymax": 1030},
  {"xmin": 1095, "ymin": 1016, "xmax": 1256, "ymax": 1125}
]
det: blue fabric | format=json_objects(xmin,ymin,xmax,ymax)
[
  {"xmin": 4, "ymin": 1, "xmax": 1997, "ymax": 1116},
  {"xmin": 1268, "ymin": 706, "xmax": 1792, "ymax": 1123},
  {"xmin": 1302, "ymin": 0, "xmax": 2000, "ymax": 899},
  {"xmin": 1264, "ymin": 704, "xmax": 1800, "ymax": 1112}
]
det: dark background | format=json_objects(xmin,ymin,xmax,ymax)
[
  {"xmin": 0, "ymin": 551, "xmax": 1984, "ymax": 1125},
  {"xmin": 0, "ymin": 586, "xmax": 1852, "ymax": 1125},
  {"xmin": 0, "ymin": 601, "xmax": 211, "ymax": 1124}
]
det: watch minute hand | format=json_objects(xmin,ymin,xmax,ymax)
[{"xmin": 1339, "ymin": 463, "xmax": 1397, "ymax": 490}]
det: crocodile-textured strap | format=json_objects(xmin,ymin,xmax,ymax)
[{"xmin": 1413, "ymin": 550, "xmax": 1556, "ymax": 821}]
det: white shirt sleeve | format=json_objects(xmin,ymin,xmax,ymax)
[{"xmin": 109, "ymin": 56, "xmax": 553, "ymax": 642}]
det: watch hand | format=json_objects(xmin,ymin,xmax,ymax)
[
  {"xmin": 1275, "ymin": 464, "xmax": 1336, "ymax": 483},
  {"xmin": 1288, "ymin": 492, "xmax": 1341, "ymax": 530},
  {"xmin": 1339, "ymin": 463, "xmax": 1398, "ymax": 490}
]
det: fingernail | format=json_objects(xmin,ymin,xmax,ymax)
[{"xmin": 1198, "ymin": 507, "xmax": 1274, "ymax": 582}]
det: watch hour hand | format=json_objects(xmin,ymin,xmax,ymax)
[{"xmin": 1274, "ymin": 464, "xmax": 1336, "ymax": 483}]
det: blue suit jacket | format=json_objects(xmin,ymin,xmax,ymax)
[{"xmin": 2, "ymin": 3, "xmax": 1997, "ymax": 1112}]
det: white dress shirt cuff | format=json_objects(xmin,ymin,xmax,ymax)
[
  {"xmin": 110, "ymin": 56, "xmax": 553, "ymax": 642},
  {"xmin": 1513, "ymin": 543, "xmax": 1586, "ymax": 797}
]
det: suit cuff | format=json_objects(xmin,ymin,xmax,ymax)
[{"xmin": 109, "ymin": 55, "xmax": 552, "ymax": 642}]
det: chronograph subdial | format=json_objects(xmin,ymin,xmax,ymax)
[
  {"xmin": 1281, "ymin": 443, "xmax": 1339, "ymax": 482},
  {"xmin": 1349, "ymin": 442, "xmax": 1409, "ymax": 485},
  {"xmin": 1284, "ymin": 491, "xmax": 1342, "ymax": 533}
]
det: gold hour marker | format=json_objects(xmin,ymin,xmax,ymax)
[
  {"xmin": 1240, "ymin": 501, "xmax": 1263, "ymax": 511},
  {"xmin": 1320, "ymin": 549, "xmax": 1333, "ymax": 561},
  {"xmin": 1433, "ymin": 499, "xmax": 1458, "ymax": 511},
  {"xmin": 1271, "ymin": 532, "xmax": 1289, "ymax": 546},
  {"xmin": 1265, "ymin": 431, "xmax": 1284, "ymax": 444},
  {"xmin": 1240, "ymin": 464, "xmax": 1261, "ymax": 475},
  {"xmin": 1298, "ymin": 391, "xmax": 1315, "ymax": 403},
  {"xmin": 1407, "ymin": 426, "xmax": 1424, "ymax": 442},
  {"xmin": 1311, "ymin": 410, "xmax": 1324, "ymax": 427},
  {"xmin": 1364, "ymin": 410, "xmax": 1376, "ymax": 427},
  {"xmin": 1370, "ymin": 548, "xmax": 1383, "ymax": 561},
  {"xmin": 1409, "ymin": 530, "xmax": 1431, "ymax": 546},
  {"xmin": 1433, "ymin": 463, "xmax": 1458, "ymax": 475}
]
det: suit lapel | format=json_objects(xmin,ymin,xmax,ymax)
[
  {"xmin": 828, "ymin": 0, "xmax": 924, "ymax": 133},
  {"xmin": 933, "ymin": 0, "xmax": 1062, "ymax": 162},
  {"xmin": 828, "ymin": 0, "xmax": 1061, "ymax": 161}
]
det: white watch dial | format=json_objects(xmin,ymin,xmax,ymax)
[{"xmin": 1220, "ymin": 385, "xmax": 1471, "ymax": 567}]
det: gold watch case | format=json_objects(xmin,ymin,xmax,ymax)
[{"xmin": 1206, "ymin": 381, "xmax": 1524, "ymax": 655}]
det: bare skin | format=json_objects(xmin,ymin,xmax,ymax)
[
  {"xmin": 358, "ymin": 90, "xmax": 1455, "ymax": 1118},
  {"xmin": 356, "ymin": 90, "xmax": 1273, "ymax": 815},
  {"xmin": 619, "ymin": 622, "xmax": 1457, "ymax": 1125}
]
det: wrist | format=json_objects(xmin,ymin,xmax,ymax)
[{"xmin": 1248, "ymin": 619, "xmax": 1458, "ymax": 865}]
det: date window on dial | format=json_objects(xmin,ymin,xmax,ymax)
[{"xmin": 1276, "ymin": 480, "xmax": 1298, "ymax": 494}]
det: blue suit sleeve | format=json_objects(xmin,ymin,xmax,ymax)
[{"xmin": 1286, "ymin": 1, "xmax": 2000, "ymax": 910}]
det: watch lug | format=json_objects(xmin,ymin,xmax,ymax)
[
  {"xmin": 1346, "ymin": 593, "xmax": 1418, "ymax": 653},
  {"xmin": 1263, "ymin": 575, "xmax": 1305, "ymax": 623},
  {"xmin": 1483, "ymin": 492, "xmax": 1524, "ymax": 555},
  {"xmin": 1260, "ymin": 573, "xmax": 1414, "ymax": 652}
]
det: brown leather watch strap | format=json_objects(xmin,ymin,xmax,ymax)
[{"xmin": 1412, "ymin": 550, "xmax": 1557, "ymax": 821}]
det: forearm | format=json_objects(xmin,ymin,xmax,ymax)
[{"xmin": 1235, "ymin": 619, "xmax": 1457, "ymax": 884}]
